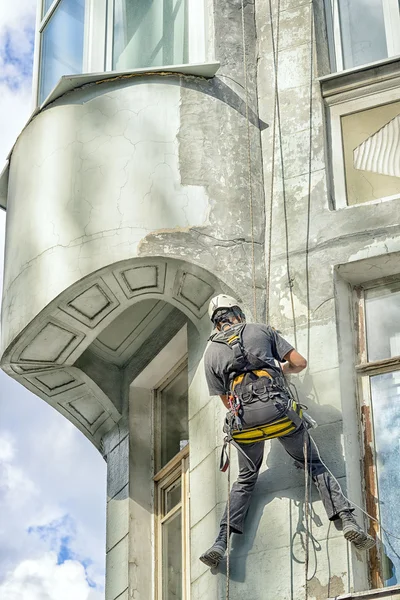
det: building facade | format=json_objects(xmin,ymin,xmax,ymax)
[{"xmin": 1, "ymin": 1, "xmax": 400, "ymax": 599}]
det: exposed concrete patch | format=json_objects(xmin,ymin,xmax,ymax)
[{"xmin": 308, "ymin": 574, "xmax": 345, "ymax": 599}]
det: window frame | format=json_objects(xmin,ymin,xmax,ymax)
[
  {"xmin": 153, "ymin": 357, "xmax": 190, "ymax": 600},
  {"xmin": 355, "ymin": 278, "xmax": 400, "ymax": 588},
  {"xmin": 34, "ymin": 0, "xmax": 208, "ymax": 107},
  {"xmin": 35, "ymin": 0, "xmax": 94, "ymax": 105},
  {"xmin": 324, "ymin": 0, "xmax": 400, "ymax": 73},
  {"xmin": 327, "ymin": 85, "xmax": 400, "ymax": 209}
]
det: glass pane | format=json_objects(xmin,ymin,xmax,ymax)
[
  {"xmin": 165, "ymin": 478, "xmax": 181, "ymax": 515},
  {"xmin": 39, "ymin": 0, "xmax": 85, "ymax": 103},
  {"xmin": 370, "ymin": 372, "xmax": 400, "ymax": 586},
  {"xmin": 338, "ymin": 0, "xmax": 387, "ymax": 69},
  {"xmin": 162, "ymin": 510, "xmax": 182, "ymax": 600},
  {"xmin": 113, "ymin": 0, "xmax": 189, "ymax": 71},
  {"xmin": 160, "ymin": 366, "xmax": 188, "ymax": 469},
  {"xmin": 365, "ymin": 288, "xmax": 400, "ymax": 362}
]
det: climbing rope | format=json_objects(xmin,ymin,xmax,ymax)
[
  {"xmin": 265, "ymin": 0, "xmax": 281, "ymax": 325},
  {"xmin": 241, "ymin": 0, "xmax": 258, "ymax": 323},
  {"xmin": 305, "ymin": 1, "xmax": 315, "ymax": 366},
  {"xmin": 225, "ymin": 442, "xmax": 232, "ymax": 600},
  {"xmin": 303, "ymin": 431, "xmax": 310, "ymax": 600}
]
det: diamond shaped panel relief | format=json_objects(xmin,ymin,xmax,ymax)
[
  {"xmin": 60, "ymin": 280, "xmax": 120, "ymax": 328},
  {"xmin": 27, "ymin": 369, "xmax": 83, "ymax": 397},
  {"xmin": 174, "ymin": 271, "xmax": 214, "ymax": 316},
  {"xmin": 65, "ymin": 394, "xmax": 107, "ymax": 432},
  {"xmin": 114, "ymin": 263, "xmax": 166, "ymax": 299},
  {"xmin": 18, "ymin": 322, "xmax": 83, "ymax": 364}
]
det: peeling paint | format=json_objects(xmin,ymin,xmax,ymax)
[{"xmin": 308, "ymin": 574, "xmax": 345, "ymax": 599}]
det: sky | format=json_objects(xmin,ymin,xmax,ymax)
[{"xmin": 0, "ymin": 3, "xmax": 107, "ymax": 600}]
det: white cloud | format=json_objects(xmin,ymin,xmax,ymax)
[
  {"xmin": 0, "ymin": 6, "xmax": 106, "ymax": 598},
  {"xmin": 0, "ymin": 432, "xmax": 37, "ymax": 505},
  {"xmin": 0, "ymin": 0, "xmax": 36, "ymax": 165},
  {"xmin": 0, "ymin": 552, "xmax": 102, "ymax": 600}
]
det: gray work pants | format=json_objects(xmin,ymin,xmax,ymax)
[{"xmin": 221, "ymin": 424, "xmax": 351, "ymax": 534}]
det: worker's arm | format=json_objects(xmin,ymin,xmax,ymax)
[
  {"xmin": 281, "ymin": 349, "xmax": 307, "ymax": 374},
  {"xmin": 219, "ymin": 394, "xmax": 231, "ymax": 409}
]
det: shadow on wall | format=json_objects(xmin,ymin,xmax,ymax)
[{"xmin": 218, "ymin": 375, "xmax": 349, "ymax": 598}]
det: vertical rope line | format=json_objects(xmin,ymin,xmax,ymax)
[
  {"xmin": 305, "ymin": 0, "xmax": 314, "ymax": 364},
  {"xmin": 241, "ymin": 0, "xmax": 258, "ymax": 322},
  {"xmin": 273, "ymin": 23, "xmax": 298, "ymax": 346},
  {"xmin": 266, "ymin": 0, "xmax": 281, "ymax": 324},
  {"xmin": 304, "ymin": 432, "xmax": 310, "ymax": 600},
  {"xmin": 226, "ymin": 443, "xmax": 231, "ymax": 600}
]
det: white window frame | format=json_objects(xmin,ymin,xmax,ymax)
[
  {"xmin": 324, "ymin": 0, "xmax": 400, "ymax": 73},
  {"xmin": 154, "ymin": 447, "xmax": 190, "ymax": 600},
  {"xmin": 326, "ymin": 84, "xmax": 400, "ymax": 209},
  {"xmin": 354, "ymin": 278, "xmax": 400, "ymax": 588},
  {"xmin": 34, "ymin": 0, "xmax": 100, "ymax": 105}
]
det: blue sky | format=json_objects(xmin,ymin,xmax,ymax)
[{"xmin": 0, "ymin": 3, "xmax": 106, "ymax": 599}]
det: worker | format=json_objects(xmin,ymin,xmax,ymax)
[{"xmin": 200, "ymin": 295, "xmax": 375, "ymax": 569}]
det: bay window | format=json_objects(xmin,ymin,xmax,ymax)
[
  {"xmin": 36, "ymin": 0, "xmax": 206, "ymax": 106},
  {"xmin": 39, "ymin": 0, "xmax": 86, "ymax": 104}
]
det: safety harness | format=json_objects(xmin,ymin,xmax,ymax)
[{"xmin": 211, "ymin": 323, "xmax": 304, "ymax": 472}]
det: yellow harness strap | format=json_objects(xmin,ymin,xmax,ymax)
[
  {"xmin": 231, "ymin": 369, "xmax": 273, "ymax": 392},
  {"xmin": 231, "ymin": 401, "xmax": 303, "ymax": 444}
]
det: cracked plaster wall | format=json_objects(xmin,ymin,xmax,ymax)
[
  {"xmin": 254, "ymin": 0, "xmax": 400, "ymax": 598},
  {"xmin": 2, "ymin": 3, "xmax": 265, "ymax": 353}
]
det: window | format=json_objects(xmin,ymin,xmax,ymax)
[
  {"xmin": 327, "ymin": 87, "xmax": 400, "ymax": 208},
  {"xmin": 35, "ymin": 0, "xmax": 206, "ymax": 106},
  {"xmin": 113, "ymin": 0, "xmax": 189, "ymax": 71},
  {"xmin": 39, "ymin": 0, "xmax": 86, "ymax": 104},
  {"xmin": 154, "ymin": 360, "xmax": 190, "ymax": 600},
  {"xmin": 355, "ymin": 280, "xmax": 400, "ymax": 588},
  {"xmin": 324, "ymin": 0, "xmax": 400, "ymax": 71}
]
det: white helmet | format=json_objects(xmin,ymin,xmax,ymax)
[{"xmin": 208, "ymin": 294, "xmax": 242, "ymax": 321}]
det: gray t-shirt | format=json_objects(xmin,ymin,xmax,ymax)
[{"xmin": 204, "ymin": 323, "xmax": 293, "ymax": 396}]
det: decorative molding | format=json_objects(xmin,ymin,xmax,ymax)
[
  {"xmin": 173, "ymin": 270, "xmax": 213, "ymax": 317},
  {"xmin": 60, "ymin": 279, "xmax": 120, "ymax": 328},
  {"xmin": 16, "ymin": 321, "xmax": 84, "ymax": 365},
  {"xmin": 25, "ymin": 369, "xmax": 84, "ymax": 397},
  {"xmin": 91, "ymin": 300, "xmax": 173, "ymax": 366},
  {"xmin": 113, "ymin": 263, "xmax": 166, "ymax": 299},
  {"xmin": 354, "ymin": 114, "xmax": 400, "ymax": 178},
  {"xmin": 62, "ymin": 394, "xmax": 110, "ymax": 436},
  {"xmin": 1, "ymin": 257, "xmax": 225, "ymax": 448}
]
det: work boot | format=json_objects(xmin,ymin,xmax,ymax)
[
  {"xmin": 199, "ymin": 525, "xmax": 229, "ymax": 568},
  {"xmin": 339, "ymin": 511, "xmax": 375, "ymax": 550}
]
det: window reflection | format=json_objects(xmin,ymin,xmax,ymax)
[
  {"xmin": 39, "ymin": 0, "xmax": 85, "ymax": 103},
  {"xmin": 338, "ymin": 0, "xmax": 388, "ymax": 69},
  {"xmin": 113, "ymin": 0, "xmax": 189, "ymax": 71},
  {"xmin": 162, "ymin": 510, "xmax": 182, "ymax": 600},
  {"xmin": 370, "ymin": 372, "xmax": 400, "ymax": 585},
  {"xmin": 365, "ymin": 287, "xmax": 400, "ymax": 362},
  {"xmin": 159, "ymin": 364, "xmax": 189, "ymax": 469}
]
